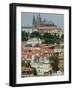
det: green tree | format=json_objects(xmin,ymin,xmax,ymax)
[
  {"xmin": 31, "ymin": 67, "xmax": 37, "ymax": 75},
  {"xmin": 21, "ymin": 60, "xmax": 27, "ymax": 67},
  {"xmin": 22, "ymin": 31, "xmax": 28, "ymax": 41},
  {"xmin": 30, "ymin": 31, "xmax": 40, "ymax": 38},
  {"xmin": 51, "ymin": 33, "xmax": 60, "ymax": 44},
  {"xmin": 49, "ymin": 55, "xmax": 59, "ymax": 73},
  {"xmin": 43, "ymin": 32, "xmax": 49, "ymax": 44},
  {"xmin": 21, "ymin": 60, "xmax": 31, "ymax": 67},
  {"xmin": 27, "ymin": 61, "xmax": 31, "ymax": 67},
  {"xmin": 43, "ymin": 32, "xmax": 50, "ymax": 39},
  {"xmin": 43, "ymin": 32, "xmax": 55, "ymax": 44},
  {"xmin": 61, "ymin": 34, "xmax": 64, "ymax": 39}
]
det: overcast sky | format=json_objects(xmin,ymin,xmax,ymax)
[{"xmin": 21, "ymin": 12, "xmax": 64, "ymax": 27}]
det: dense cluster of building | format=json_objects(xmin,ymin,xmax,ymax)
[
  {"xmin": 21, "ymin": 39, "xmax": 64, "ymax": 76},
  {"xmin": 21, "ymin": 14, "xmax": 64, "ymax": 77}
]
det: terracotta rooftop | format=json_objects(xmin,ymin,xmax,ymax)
[
  {"xmin": 22, "ymin": 67, "xmax": 33, "ymax": 72},
  {"xmin": 32, "ymin": 24, "xmax": 63, "ymax": 30},
  {"xmin": 32, "ymin": 24, "xmax": 64, "ymax": 30}
]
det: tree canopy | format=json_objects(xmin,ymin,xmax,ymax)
[
  {"xmin": 30, "ymin": 31, "xmax": 40, "ymax": 38},
  {"xmin": 22, "ymin": 31, "xmax": 28, "ymax": 41},
  {"xmin": 22, "ymin": 30, "xmax": 63, "ymax": 44},
  {"xmin": 49, "ymin": 55, "xmax": 59, "ymax": 73}
]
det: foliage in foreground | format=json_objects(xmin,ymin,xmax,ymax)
[{"xmin": 49, "ymin": 55, "xmax": 59, "ymax": 73}]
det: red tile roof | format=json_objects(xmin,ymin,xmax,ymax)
[{"xmin": 22, "ymin": 67, "xmax": 33, "ymax": 72}]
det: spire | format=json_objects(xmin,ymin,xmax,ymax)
[
  {"xmin": 33, "ymin": 15, "xmax": 36, "ymax": 25},
  {"xmin": 38, "ymin": 14, "xmax": 41, "ymax": 24},
  {"xmin": 43, "ymin": 18, "xmax": 46, "ymax": 24},
  {"xmin": 36, "ymin": 13, "xmax": 42, "ymax": 25}
]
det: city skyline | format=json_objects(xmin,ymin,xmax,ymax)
[{"xmin": 21, "ymin": 12, "xmax": 64, "ymax": 27}]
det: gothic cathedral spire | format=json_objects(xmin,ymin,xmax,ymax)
[{"xmin": 33, "ymin": 15, "xmax": 36, "ymax": 25}]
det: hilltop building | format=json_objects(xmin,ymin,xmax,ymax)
[{"xmin": 22, "ymin": 14, "xmax": 64, "ymax": 36}]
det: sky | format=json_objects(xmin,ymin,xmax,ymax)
[{"xmin": 21, "ymin": 12, "xmax": 64, "ymax": 27}]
